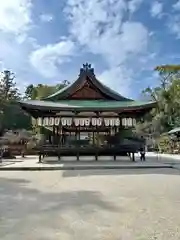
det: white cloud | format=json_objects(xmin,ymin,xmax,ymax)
[
  {"xmin": 0, "ymin": 0, "xmax": 34, "ymax": 92},
  {"xmin": 40, "ymin": 14, "xmax": 54, "ymax": 22},
  {"xmin": 29, "ymin": 40, "xmax": 76, "ymax": 78},
  {"xmin": 170, "ymin": 1, "xmax": 180, "ymax": 39},
  {"xmin": 150, "ymin": 1, "xmax": 163, "ymax": 18},
  {"xmin": 168, "ymin": 15, "xmax": 180, "ymax": 38},
  {"xmin": 128, "ymin": 0, "xmax": 143, "ymax": 14},
  {"xmin": 0, "ymin": 0, "xmax": 33, "ymax": 90},
  {"xmin": 98, "ymin": 66, "xmax": 133, "ymax": 96},
  {"xmin": 0, "ymin": 34, "xmax": 38, "ymax": 93},
  {"xmin": 173, "ymin": 0, "xmax": 180, "ymax": 11},
  {"xmin": 0, "ymin": 0, "xmax": 32, "ymax": 35},
  {"xmin": 64, "ymin": 0, "xmax": 149, "ymax": 96},
  {"xmin": 0, "ymin": 35, "xmax": 36, "ymax": 73}
]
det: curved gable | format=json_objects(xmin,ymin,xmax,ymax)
[{"xmin": 43, "ymin": 63, "xmax": 133, "ymax": 101}]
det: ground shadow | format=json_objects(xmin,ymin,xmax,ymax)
[
  {"xmin": 42, "ymin": 160, "xmax": 137, "ymax": 165},
  {"xmin": 42, "ymin": 156, "xmax": 133, "ymax": 164},
  {"xmin": 0, "ymin": 176, "xmax": 119, "ymax": 238},
  {"xmin": 62, "ymin": 167, "xmax": 180, "ymax": 178},
  {"xmin": 39, "ymin": 154, "xmax": 180, "ymax": 164}
]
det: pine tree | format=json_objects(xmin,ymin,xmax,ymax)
[
  {"xmin": 0, "ymin": 70, "xmax": 21, "ymax": 134},
  {"xmin": 0, "ymin": 70, "xmax": 20, "ymax": 102}
]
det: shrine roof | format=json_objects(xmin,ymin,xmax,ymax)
[
  {"xmin": 19, "ymin": 64, "xmax": 157, "ymax": 114},
  {"xmin": 43, "ymin": 63, "xmax": 133, "ymax": 101},
  {"xmin": 19, "ymin": 99, "xmax": 156, "ymax": 112}
]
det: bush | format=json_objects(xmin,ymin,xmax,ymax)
[
  {"xmin": 0, "ymin": 130, "xmax": 45, "ymax": 156},
  {"xmin": 156, "ymin": 135, "xmax": 172, "ymax": 153}
]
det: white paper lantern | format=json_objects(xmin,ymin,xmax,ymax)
[
  {"xmin": 84, "ymin": 118, "xmax": 90, "ymax": 126},
  {"xmin": 126, "ymin": 118, "xmax": 132, "ymax": 127},
  {"xmin": 37, "ymin": 117, "xmax": 42, "ymax": 126},
  {"xmin": 133, "ymin": 118, "xmax": 136, "ymax": 126},
  {"xmin": 122, "ymin": 118, "xmax": 126, "ymax": 126},
  {"xmin": 96, "ymin": 118, "xmax": 102, "ymax": 126},
  {"xmin": 61, "ymin": 118, "xmax": 67, "ymax": 126},
  {"xmin": 54, "ymin": 117, "xmax": 60, "ymax": 126},
  {"xmin": 79, "ymin": 119, "xmax": 84, "ymax": 126},
  {"xmin": 109, "ymin": 119, "xmax": 114, "ymax": 126},
  {"xmin": 48, "ymin": 117, "xmax": 54, "ymax": 126},
  {"xmin": 104, "ymin": 119, "xmax": 110, "ymax": 126},
  {"xmin": 43, "ymin": 117, "xmax": 49, "ymax": 126},
  {"xmin": 66, "ymin": 118, "xmax": 72, "ymax": 126},
  {"xmin": 74, "ymin": 118, "xmax": 80, "ymax": 126},
  {"xmin": 91, "ymin": 118, "xmax": 97, "ymax": 126},
  {"xmin": 115, "ymin": 118, "xmax": 120, "ymax": 126}
]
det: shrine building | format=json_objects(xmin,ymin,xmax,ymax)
[{"xmin": 19, "ymin": 63, "xmax": 156, "ymax": 161}]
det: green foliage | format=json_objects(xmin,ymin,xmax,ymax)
[
  {"xmin": 118, "ymin": 128, "xmax": 134, "ymax": 139},
  {"xmin": 0, "ymin": 70, "xmax": 30, "ymax": 133},
  {"xmin": 24, "ymin": 80, "xmax": 70, "ymax": 100},
  {"xmin": 0, "ymin": 71, "xmax": 70, "ymax": 132},
  {"xmin": 140, "ymin": 64, "xmax": 180, "ymax": 139},
  {"xmin": 24, "ymin": 84, "xmax": 34, "ymax": 99},
  {"xmin": 4, "ymin": 63, "xmax": 180, "ymax": 154},
  {"xmin": 155, "ymin": 65, "xmax": 180, "ymax": 76},
  {"xmin": 3, "ymin": 103, "xmax": 32, "ymax": 130},
  {"xmin": 24, "ymin": 81, "xmax": 70, "ymax": 133},
  {"xmin": 154, "ymin": 65, "xmax": 180, "ymax": 89},
  {"xmin": 0, "ymin": 70, "xmax": 20, "ymax": 102},
  {"xmin": 156, "ymin": 135, "xmax": 172, "ymax": 153}
]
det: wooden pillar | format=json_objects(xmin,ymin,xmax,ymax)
[
  {"xmin": 132, "ymin": 152, "xmax": 135, "ymax": 161},
  {"xmin": 75, "ymin": 127, "xmax": 77, "ymax": 140},
  {"xmin": 61, "ymin": 127, "xmax": 64, "ymax": 145},
  {"xmin": 52, "ymin": 126, "xmax": 55, "ymax": 145},
  {"xmin": 59, "ymin": 126, "xmax": 62, "ymax": 146},
  {"xmin": 75, "ymin": 127, "xmax": 78, "ymax": 161},
  {"xmin": 116, "ymin": 114, "xmax": 122, "ymax": 160},
  {"xmin": 92, "ymin": 131, "xmax": 95, "ymax": 145},
  {"xmin": 56, "ymin": 126, "xmax": 59, "ymax": 144},
  {"xmin": 95, "ymin": 112, "xmax": 99, "ymax": 161},
  {"xmin": 114, "ymin": 126, "xmax": 117, "ymax": 161},
  {"xmin": 55, "ymin": 126, "xmax": 58, "ymax": 145},
  {"xmin": 96, "ymin": 124, "xmax": 99, "ymax": 145},
  {"xmin": 77, "ymin": 126, "xmax": 81, "ymax": 161},
  {"xmin": 56, "ymin": 127, "xmax": 61, "ymax": 161},
  {"xmin": 94, "ymin": 128, "xmax": 99, "ymax": 161},
  {"xmin": 119, "ymin": 113, "xmax": 122, "ymax": 128},
  {"xmin": 78, "ymin": 126, "xmax": 80, "ymax": 140}
]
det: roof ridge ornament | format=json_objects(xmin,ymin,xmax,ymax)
[{"xmin": 80, "ymin": 62, "xmax": 94, "ymax": 76}]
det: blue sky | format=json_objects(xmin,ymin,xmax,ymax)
[{"xmin": 1, "ymin": 0, "xmax": 180, "ymax": 99}]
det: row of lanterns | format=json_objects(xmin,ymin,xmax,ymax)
[{"xmin": 37, "ymin": 117, "xmax": 136, "ymax": 127}]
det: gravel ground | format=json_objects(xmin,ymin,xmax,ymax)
[{"xmin": 1, "ymin": 168, "xmax": 180, "ymax": 240}]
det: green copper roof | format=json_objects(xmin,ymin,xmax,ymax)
[
  {"xmin": 19, "ymin": 99, "xmax": 156, "ymax": 112},
  {"xmin": 55, "ymin": 100, "xmax": 154, "ymax": 108},
  {"xmin": 18, "ymin": 64, "xmax": 156, "ymax": 114}
]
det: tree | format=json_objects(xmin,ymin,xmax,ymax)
[
  {"xmin": 24, "ymin": 80, "xmax": 70, "ymax": 100},
  {"xmin": 0, "ymin": 70, "xmax": 20, "ymax": 101},
  {"xmin": 142, "ymin": 86, "xmax": 162, "ymax": 102},
  {"xmin": 24, "ymin": 84, "xmax": 34, "ymax": 99},
  {"xmin": 23, "ymin": 81, "xmax": 70, "ymax": 133},
  {"xmin": 0, "ymin": 70, "xmax": 21, "ymax": 133},
  {"xmin": 155, "ymin": 65, "xmax": 180, "ymax": 89},
  {"xmin": 139, "ymin": 64, "xmax": 180, "ymax": 139},
  {"xmin": 0, "ymin": 70, "xmax": 32, "ymax": 133},
  {"xmin": 33, "ymin": 84, "xmax": 57, "ymax": 99}
]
